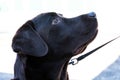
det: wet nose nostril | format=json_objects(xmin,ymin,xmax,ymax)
[{"xmin": 88, "ymin": 12, "xmax": 96, "ymax": 17}]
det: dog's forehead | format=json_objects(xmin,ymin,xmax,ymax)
[
  {"xmin": 41, "ymin": 12, "xmax": 63, "ymax": 17},
  {"xmin": 33, "ymin": 12, "xmax": 62, "ymax": 19},
  {"xmin": 32, "ymin": 12, "xmax": 63, "ymax": 25}
]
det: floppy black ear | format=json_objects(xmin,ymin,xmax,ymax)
[{"xmin": 12, "ymin": 21, "xmax": 48, "ymax": 57}]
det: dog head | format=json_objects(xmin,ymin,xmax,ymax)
[{"xmin": 12, "ymin": 12, "xmax": 98, "ymax": 57}]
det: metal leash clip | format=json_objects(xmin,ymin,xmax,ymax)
[{"xmin": 69, "ymin": 58, "xmax": 78, "ymax": 65}]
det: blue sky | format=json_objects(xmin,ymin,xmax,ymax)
[{"xmin": 0, "ymin": 0, "xmax": 120, "ymax": 80}]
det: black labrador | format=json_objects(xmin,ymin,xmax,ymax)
[{"xmin": 12, "ymin": 12, "xmax": 98, "ymax": 80}]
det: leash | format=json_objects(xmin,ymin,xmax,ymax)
[{"xmin": 69, "ymin": 36, "xmax": 120, "ymax": 65}]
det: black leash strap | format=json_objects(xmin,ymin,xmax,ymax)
[{"xmin": 69, "ymin": 36, "xmax": 120, "ymax": 65}]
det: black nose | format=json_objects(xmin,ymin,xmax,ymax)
[{"xmin": 88, "ymin": 12, "xmax": 96, "ymax": 17}]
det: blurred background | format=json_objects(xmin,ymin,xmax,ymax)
[{"xmin": 0, "ymin": 0, "xmax": 120, "ymax": 80}]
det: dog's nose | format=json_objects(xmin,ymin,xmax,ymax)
[{"xmin": 88, "ymin": 12, "xmax": 96, "ymax": 17}]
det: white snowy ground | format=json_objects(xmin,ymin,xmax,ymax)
[{"xmin": 94, "ymin": 56, "xmax": 120, "ymax": 80}]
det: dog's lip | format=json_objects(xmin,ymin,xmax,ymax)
[
  {"xmin": 73, "ymin": 30, "xmax": 98, "ymax": 55},
  {"xmin": 13, "ymin": 45, "xmax": 22, "ymax": 54}
]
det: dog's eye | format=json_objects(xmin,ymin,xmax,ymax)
[{"xmin": 52, "ymin": 18, "xmax": 61, "ymax": 25}]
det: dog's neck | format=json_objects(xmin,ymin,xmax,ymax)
[{"xmin": 25, "ymin": 52, "xmax": 72, "ymax": 80}]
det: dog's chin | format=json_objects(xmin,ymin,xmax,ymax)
[
  {"xmin": 13, "ymin": 49, "xmax": 22, "ymax": 54},
  {"xmin": 73, "ymin": 44, "xmax": 88, "ymax": 55},
  {"xmin": 73, "ymin": 30, "xmax": 98, "ymax": 55}
]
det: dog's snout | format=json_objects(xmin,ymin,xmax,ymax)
[{"xmin": 88, "ymin": 12, "xmax": 96, "ymax": 17}]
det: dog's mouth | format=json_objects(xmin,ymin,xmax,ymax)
[{"xmin": 73, "ymin": 30, "xmax": 98, "ymax": 55}]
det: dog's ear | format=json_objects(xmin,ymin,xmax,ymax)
[{"xmin": 12, "ymin": 21, "xmax": 48, "ymax": 57}]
